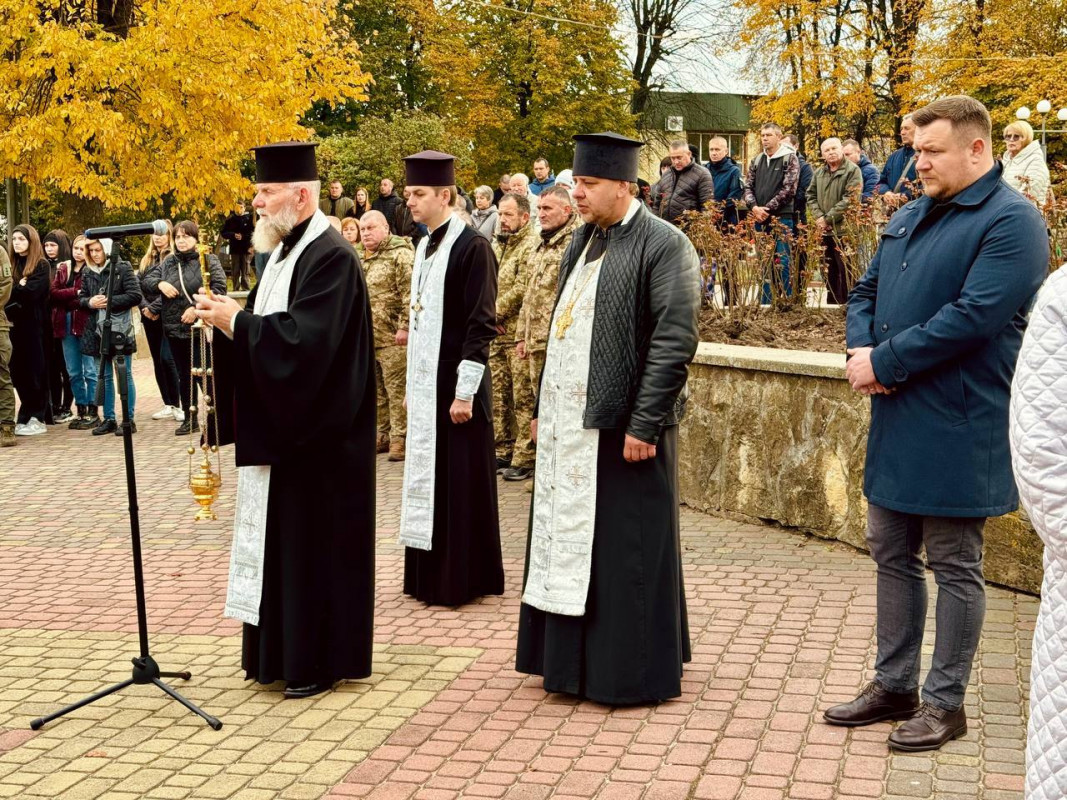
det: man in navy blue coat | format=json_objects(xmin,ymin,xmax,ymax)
[{"xmin": 827, "ymin": 95, "xmax": 1048, "ymax": 752}]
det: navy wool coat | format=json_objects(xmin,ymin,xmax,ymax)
[{"xmin": 846, "ymin": 163, "xmax": 1049, "ymax": 517}]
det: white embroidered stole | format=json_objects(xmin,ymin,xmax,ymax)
[
  {"xmin": 398, "ymin": 214, "xmax": 467, "ymax": 551},
  {"xmin": 522, "ymin": 238, "xmax": 603, "ymax": 616},
  {"xmin": 224, "ymin": 210, "xmax": 332, "ymax": 625}
]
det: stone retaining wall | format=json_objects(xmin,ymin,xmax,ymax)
[{"xmin": 678, "ymin": 343, "xmax": 1043, "ymax": 594}]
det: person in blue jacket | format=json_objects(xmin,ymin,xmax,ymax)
[
  {"xmin": 843, "ymin": 139, "xmax": 880, "ymax": 201},
  {"xmin": 876, "ymin": 114, "xmax": 919, "ymax": 207},
  {"xmin": 827, "ymin": 96, "xmax": 1048, "ymax": 753},
  {"xmin": 706, "ymin": 136, "xmax": 744, "ymax": 226}
]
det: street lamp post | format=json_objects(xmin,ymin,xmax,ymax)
[{"xmin": 1015, "ymin": 101, "xmax": 1067, "ymax": 158}]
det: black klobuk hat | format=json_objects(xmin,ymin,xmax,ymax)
[{"xmin": 572, "ymin": 132, "xmax": 643, "ymax": 182}]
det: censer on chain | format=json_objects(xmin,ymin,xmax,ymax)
[{"xmin": 186, "ymin": 244, "xmax": 223, "ymax": 521}]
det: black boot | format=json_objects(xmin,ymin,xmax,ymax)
[
  {"xmin": 74, "ymin": 405, "xmax": 100, "ymax": 430},
  {"xmin": 67, "ymin": 405, "xmax": 85, "ymax": 429},
  {"xmin": 175, "ymin": 414, "xmax": 200, "ymax": 436},
  {"xmin": 92, "ymin": 418, "xmax": 117, "ymax": 436}
]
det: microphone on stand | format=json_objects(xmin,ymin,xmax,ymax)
[{"xmin": 85, "ymin": 220, "xmax": 169, "ymax": 239}]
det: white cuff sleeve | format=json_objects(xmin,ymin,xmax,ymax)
[{"xmin": 455, "ymin": 359, "xmax": 486, "ymax": 401}]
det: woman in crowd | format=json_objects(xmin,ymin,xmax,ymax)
[
  {"xmin": 1002, "ymin": 120, "xmax": 1051, "ymax": 207},
  {"xmin": 6, "ymin": 225, "xmax": 51, "ymax": 435},
  {"xmin": 79, "ymin": 238, "xmax": 142, "ymax": 435},
  {"xmin": 42, "ymin": 230, "xmax": 74, "ymax": 423},
  {"xmin": 470, "ymin": 186, "xmax": 498, "ymax": 240},
  {"xmin": 50, "ymin": 234, "xmax": 97, "ymax": 429},
  {"xmin": 341, "ymin": 217, "xmax": 361, "ymax": 247},
  {"xmin": 147, "ymin": 220, "xmax": 225, "ymax": 436},
  {"xmin": 138, "ymin": 223, "xmax": 183, "ymax": 423},
  {"xmin": 351, "ymin": 187, "xmax": 370, "ymax": 220}
]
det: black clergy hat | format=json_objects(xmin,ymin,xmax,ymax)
[
  {"xmin": 404, "ymin": 150, "xmax": 456, "ymax": 186},
  {"xmin": 251, "ymin": 141, "xmax": 319, "ymax": 183},
  {"xmin": 572, "ymin": 132, "xmax": 643, "ymax": 182}
]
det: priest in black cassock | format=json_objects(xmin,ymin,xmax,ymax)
[
  {"xmin": 398, "ymin": 150, "xmax": 504, "ymax": 606},
  {"xmin": 515, "ymin": 133, "xmax": 701, "ymax": 704},
  {"xmin": 195, "ymin": 141, "xmax": 377, "ymax": 699}
]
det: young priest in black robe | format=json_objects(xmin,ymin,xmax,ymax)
[
  {"xmin": 195, "ymin": 141, "xmax": 377, "ymax": 699},
  {"xmin": 515, "ymin": 133, "xmax": 701, "ymax": 704},
  {"xmin": 398, "ymin": 150, "xmax": 504, "ymax": 606}
]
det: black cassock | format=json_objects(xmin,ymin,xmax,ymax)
[
  {"xmin": 515, "ymin": 426, "xmax": 691, "ymax": 705},
  {"xmin": 403, "ymin": 224, "xmax": 505, "ymax": 606},
  {"xmin": 213, "ymin": 219, "xmax": 377, "ymax": 685}
]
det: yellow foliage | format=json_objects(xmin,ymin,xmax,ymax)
[{"xmin": 0, "ymin": 0, "xmax": 368, "ymax": 210}]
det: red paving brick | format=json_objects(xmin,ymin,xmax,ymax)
[{"xmin": 0, "ymin": 360, "xmax": 1033, "ymax": 799}]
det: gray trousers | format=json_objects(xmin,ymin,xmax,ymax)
[{"xmin": 866, "ymin": 503, "xmax": 986, "ymax": 711}]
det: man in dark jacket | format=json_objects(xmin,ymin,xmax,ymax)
[
  {"xmin": 654, "ymin": 139, "xmax": 715, "ymax": 225},
  {"xmin": 220, "ymin": 203, "xmax": 254, "ymax": 291},
  {"xmin": 745, "ymin": 124, "xmax": 800, "ymax": 301},
  {"xmin": 371, "ymin": 178, "xmax": 404, "ymax": 234},
  {"xmin": 707, "ymin": 136, "xmax": 744, "ymax": 226},
  {"xmin": 831, "ymin": 95, "xmax": 1048, "ymax": 752},
  {"xmin": 517, "ymin": 132, "xmax": 700, "ymax": 705},
  {"xmin": 876, "ymin": 114, "xmax": 918, "ymax": 207},
  {"xmin": 842, "ymin": 139, "xmax": 880, "ymax": 200}
]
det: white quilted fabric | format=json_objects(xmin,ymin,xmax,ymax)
[{"xmin": 1009, "ymin": 266, "xmax": 1067, "ymax": 800}]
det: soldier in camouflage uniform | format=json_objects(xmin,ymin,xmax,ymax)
[
  {"xmin": 0, "ymin": 244, "xmax": 14, "ymax": 446},
  {"xmin": 491, "ymin": 193, "xmax": 539, "ymax": 479},
  {"xmin": 515, "ymin": 185, "xmax": 580, "ymax": 490},
  {"xmin": 516, "ymin": 185, "xmax": 581, "ymax": 402},
  {"xmin": 358, "ymin": 210, "xmax": 414, "ymax": 462}
]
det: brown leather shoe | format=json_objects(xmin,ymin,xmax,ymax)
[
  {"xmin": 388, "ymin": 436, "xmax": 405, "ymax": 462},
  {"xmin": 376, "ymin": 432, "xmax": 389, "ymax": 454},
  {"xmin": 823, "ymin": 681, "xmax": 920, "ymax": 727},
  {"xmin": 888, "ymin": 702, "xmax": 967, "ymax": 752}
]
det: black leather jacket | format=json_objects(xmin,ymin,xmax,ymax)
[{"xmin": 537, "ymin": 202, "xmax": 701, "ymax": 444}]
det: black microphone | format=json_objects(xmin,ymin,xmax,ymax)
[{"xmin": 84, "ymin": 220, "xmax": 169, "ymax": 239}]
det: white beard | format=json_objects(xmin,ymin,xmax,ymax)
[{"xmin": 252, "ymin": 204, "xmax": 299, "ymax": 254}]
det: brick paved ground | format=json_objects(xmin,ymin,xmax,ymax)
[{"xmin": 0, "ymin": 362, "xmax": 1036, "ymax": 799}]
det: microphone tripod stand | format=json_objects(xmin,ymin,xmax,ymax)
[{"xmin": 30, "ymin": 243, "xmax": 221, "ymax": 732}]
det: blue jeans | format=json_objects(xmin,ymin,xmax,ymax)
[
  {"xmin": 61, "ymin": 330, "xmax": 97, "ymax": 407},
  {"xmin": 756, "ymin": 216, "xmax": 794, "ymax": 303},
  {"xmin": 99, "ymin": 356, "xmax": 137, "ymax": 421},
  {"xmin": 866, "ymin": 504, "xmax": 986, "ymax": 711}
]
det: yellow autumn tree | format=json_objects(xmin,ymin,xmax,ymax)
[
  {"xmin": 0, "ymin": 0, "xmax": 367, "ymax": 224},
  {"xmin": 429, "ymin": 0, "xmax": 635, "ymax": 182},
  {"xmin": 734, "ymin": 0, "xmax": 930, "ymax": 150}
]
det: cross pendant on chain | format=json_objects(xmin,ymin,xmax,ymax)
[{"xmin": 554, "ymin": 309, "xmax": 573, "ymax": 340}]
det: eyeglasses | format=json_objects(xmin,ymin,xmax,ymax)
[{"xmin": 1003, "ymin": 134, "xmax": 1024, "ymax": 141}]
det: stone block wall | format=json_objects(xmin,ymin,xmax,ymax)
[{"xmin": 678, "ymin": 343, "xmax": 1043, "ymax": 594}]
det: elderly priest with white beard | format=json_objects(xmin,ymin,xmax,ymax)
[
  {"xmin": 515, "ymin": 133, "xmax": 701, "ymax": 704},
  {"xmin": 195, "ymin": 141, "xmax": 377, "ymax": 699}
]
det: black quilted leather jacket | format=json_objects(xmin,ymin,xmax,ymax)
[{"xmin": 537, "ymin": 202, "xmax": 701, "ymax": 445}]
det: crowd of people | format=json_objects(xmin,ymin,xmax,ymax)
[
  {"xmin": 645, "ymin": 114, "xmax": 1053, "ymax": 305},
  {"xmin": 0, "ymin": 220, "xmax": 226, "ymax": 444},
  {"xmin": 3, "ymin": 92, "xmax": 1067, "ymax": 793}
]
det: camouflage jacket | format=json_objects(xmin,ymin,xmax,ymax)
[
  {"xmin": 358, "ymin": 235, "xmax": 414, "ymax": 348},
  {"xmin": 0, "ymin": 245, "xmax": 11, "ymax": 330},
  {"xmin": 491, "ymin": 221, "xmax": 538, "ymax": 341},
  {"xmin": 516, "ymin": 214, "xmax": 581, "ymax": 352}
]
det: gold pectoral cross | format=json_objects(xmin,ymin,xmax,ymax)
[{"xmin": 554, "ymin": 308, "xmax": 574, "ymax": 340}]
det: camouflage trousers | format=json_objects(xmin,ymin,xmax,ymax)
[
  {"xmin": 0, "ymin": 329, "xmax": 13, "ymax": 422},
  {"xmin": 375, "ymin": 344, "xmax": 407, "ymax": 438},
  {"xmin": 490, "ymin": 339, "xmax": 535, "ymax": 469},
  {"xmin": 528, "ymin": 348, "xmax": 546, "ymax": 403}
]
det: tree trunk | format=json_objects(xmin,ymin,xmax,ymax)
[{"xmin": 59, "ymin": 193, "xmax": 106, "ymax": 236}]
